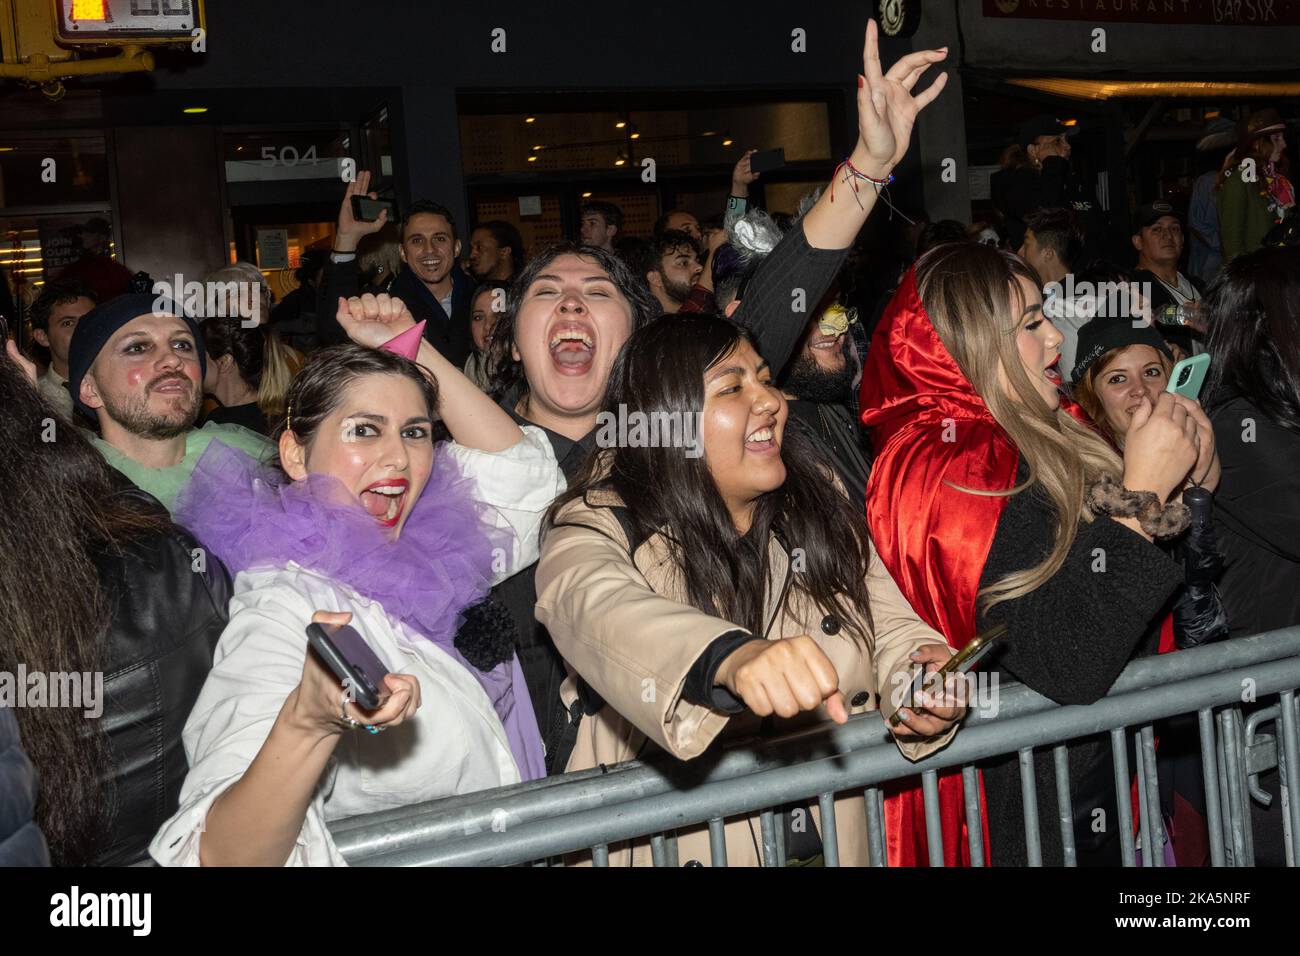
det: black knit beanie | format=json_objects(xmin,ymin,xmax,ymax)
[{"xmin": 67, "ymin": 293, "xmax": 205, "ymax": 418}]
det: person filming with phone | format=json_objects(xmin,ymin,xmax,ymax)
[
  {"xmin": 1070, "ymin": 317, "xmax": 1226, "ymax": 865},
  {"xmin": 317, "ymin": 171, "xmax": 476, "ymax": 366}
]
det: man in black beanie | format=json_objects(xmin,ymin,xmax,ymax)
[{"xmin": 68, "ymin": 293, "xmax": 270, "ymax": 513}]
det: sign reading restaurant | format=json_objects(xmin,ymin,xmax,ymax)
[{"xmin": 982, "ymin": 0, "xmax": 1300, "ymax": 25}]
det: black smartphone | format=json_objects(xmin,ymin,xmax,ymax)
[
  {"xmin": 749, "ymin": 148, "xmax": 786, "ymax": 174},
  {"xmin": 306, "ymin": 622, "xmax": 391, "ymax": 710},
  {"xmin": 889, "ymin": 623, "xmax": 1008, "ymax": 727},
  {"xmin": 351, "ymin": 195, "xmax": 396, "ymax": 223}
]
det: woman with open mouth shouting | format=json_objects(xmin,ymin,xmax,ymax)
[
  {"xmin": 535, "ymin": 313, "xmax": 966, "ymax": 867},
  {"xmin": 151, "ymin": 295, "xmax": 562, "ymax": 867},
  {"xmin": 486, "ymin": 17, "xmax": 955, "ymax": 775}
]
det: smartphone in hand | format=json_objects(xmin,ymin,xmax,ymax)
[
  {"xmin": 351, "ymin": 195, "xmax": 396, "ymax": 223},
  {"xmin": 889, "ymin": 623, "xmax": 1008, "ymax": 727},
  {"xmin": 749, "ymin": 148, "xmax": 785, "ymax": 174},
  {"xmin": 1166, "ymin": 354, "xmax": 1210, "ymax": 401},
  {"xmin": 306, "ymin": 622, "xmax": 391, "ymax": 710}
]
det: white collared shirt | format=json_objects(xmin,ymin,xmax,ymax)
[{"xmin": 37, "ymin": 366, "xmax": 74, "ymax": 419}]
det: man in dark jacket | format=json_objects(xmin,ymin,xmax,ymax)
[
  {"xmin": 991, "ymin": 115, "xmax": 1108, "ymax": 264},
  {"xmin": 1129, "ymin": 201, "xmax": 1205, "ymax": 358},
  {"xmin": 319, "ymin": 171, "xmax": 475, "ymax": 366},
  {"xmin": 0, "ymin": 708, "xmax": 49, "ymax": 867}
]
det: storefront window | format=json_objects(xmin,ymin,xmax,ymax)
[
  {"xmin": 460, "ymin": 101, "xmax": 832, "ymax": 175},
  {"xmin": 0, "ymin": 133, "xmax": 111, "ymax": 208}
]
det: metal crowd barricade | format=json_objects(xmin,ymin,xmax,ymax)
[{"xmin": 332, "ymin": 626, "xmax": 1300, "ymax": 867}]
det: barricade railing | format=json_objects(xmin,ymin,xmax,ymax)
[{"xmin": 331, "ymin": 626, "xmax": 1300, "ymax": 867}]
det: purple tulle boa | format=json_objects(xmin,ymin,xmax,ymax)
[{"xmin": 175, "ymin": 440, "xmax": 546, "ymax": 781}]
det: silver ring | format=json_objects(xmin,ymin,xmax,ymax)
[{"xmin": 340, "ymin": 691, "xmax": 362, "ymax": 730}]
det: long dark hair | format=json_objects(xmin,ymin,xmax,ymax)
[
  {"xmin": 550, "ymin": 314, "xmax": 874, "ymax": 641},
  {"xmin": 1204, "ymin": 246, "xmax": 1300, "ymax": 434},
  {"xmin": 0, "ymin": 351, "xmax": 167, "ymax": 863},
  {"xmin": 486, "ymin": 241, "xmax": 659, "ymax": 401},
  {"xmin": 272, "ymin": 344, "xmax": 439, "ymax": 470}
]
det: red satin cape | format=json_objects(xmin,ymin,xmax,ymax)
[{"xmin": 859, "ymin": 269, "xmax": 1018, "ymax": 866}]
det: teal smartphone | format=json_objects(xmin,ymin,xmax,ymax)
[{"xmin": 1166, "ymin": 354, "xmax": 1210, "ymax": 400}]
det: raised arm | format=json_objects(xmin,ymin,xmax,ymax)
[
  {"xmin": 723, "ymin": 149, "xmax": 759, "ymax": 233},
  {"xmin": 801, "ymin": 19, "xmax": 947, "ymax": 251},
  {"xmin": 317, "ymin": 170, "xmax": 390, "ymax": 345},
  {"xmin": 335, "ymin": 293, "xmax": 524, "ymax": 452},
  {"xmin": 733, "ymin": 19, "xmax": 947, "ymax": 370}
]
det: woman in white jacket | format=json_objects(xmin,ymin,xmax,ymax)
[{"xmin": 151, "ymin": 297, "xmax": 564, "ymax": 866}]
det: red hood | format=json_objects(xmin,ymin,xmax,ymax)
[
  {"xmin": 856, "ymin": 267, "xmax": 1093, "ymax": 868},
  {"xmin": 860, "ymin": 267, "xmax": 1090, "ymax": 455},
  {"xmin": 860, "ymin": 268, "xmax": 1015, "ymax": 481},
  {"xmin": 858, "ymin": 266, "xmax": 1011, "ymax": 869},
  {"xmin": 857, "ymin": 261, "xmax": 1017, "ymax": 668}
]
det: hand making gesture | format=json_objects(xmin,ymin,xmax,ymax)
[{"xmin": 803, "ymin": 18, "xmax": 948, "ymax": 248}]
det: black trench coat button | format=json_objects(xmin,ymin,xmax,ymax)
[
  {"xmin": 820, "ymin": 615, "xmax": 841, "ymax": 635},
  {"xmin": 851, "ymin": 691, "xmax": 870, "ymax": 708}
]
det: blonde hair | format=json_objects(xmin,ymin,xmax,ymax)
[
  {"xmin": 914, "ymin": 243, "xmax": 1123, "ymax": 613},
  {"xmin": 202, "ymin": 261, "xmax": 291, "ymax": 418},
  {"xmin": 255, "ymin": 326, "xmax": 295, "ymax": 421},
  {"xmin": 205, "ymin": 261, "xmax": 272, "ymax": 321},
  {"xmin": 356, "ymin": 225, "xmax": 401, "ymax": 287}
]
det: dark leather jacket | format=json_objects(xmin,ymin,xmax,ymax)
[
  {"xmin": 0, "ymin": 707, "xmax": 49, "ymax": 867},
  {"xmin": 90, "ymin": 490, "xmax": 232, "ymax": 865}
]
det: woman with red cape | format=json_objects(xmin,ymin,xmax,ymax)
[{"xmin": 859, "ymin": 242, "xmax": 1216, "ymax": 865}]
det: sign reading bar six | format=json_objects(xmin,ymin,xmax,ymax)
[{"xmin": 982, "ymin": 0, "xmax": 1298, "ymax": 26}]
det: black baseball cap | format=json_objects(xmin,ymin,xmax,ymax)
[
  {"xmin": 1072, "ymin": 317, "xmax": 1174, "ymax": 383},
  {"xmin": 1018, "ymin": 115, "xmax": 1078, "ymax": 148},
  {"xmin": 1133, "ymin": 201, "xmax": 1183, "ymax": 233}
]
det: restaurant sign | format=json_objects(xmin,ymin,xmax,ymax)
[{"xmin": 983, "ymin": 0, "xmax": 1300, "ymax": 26}]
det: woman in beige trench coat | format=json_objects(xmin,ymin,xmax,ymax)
[{"xmin": 536, "ymin": 314, "xmax": 965, "ymax": 866}]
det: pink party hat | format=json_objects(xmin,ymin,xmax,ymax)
[{"xmin": 380, "ymin": 321, "xmax": 425, "ymax": 360}]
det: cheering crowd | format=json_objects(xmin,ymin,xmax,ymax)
[{"xmin": 2, "ymin": 20, "xmax": 1297, "ymax": 868}]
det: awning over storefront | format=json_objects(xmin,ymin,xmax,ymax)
[
  {"xmin": 959, "ymin": 0, "xmax": 1300, "ymax": 72},
  {"xmin": 1006, "ymin": 78, "xmax": 1300, "ymax": 98}
]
